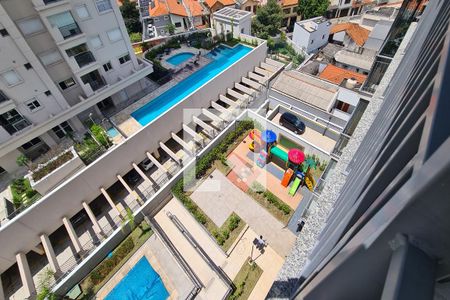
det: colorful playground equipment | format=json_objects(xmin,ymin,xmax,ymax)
[{"xmin": 249, "ymin": 129, "xmax": 315, "ymax": 194}]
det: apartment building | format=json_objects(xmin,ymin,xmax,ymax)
[
  {"xmin": 0, "ymin": 0, "xmax": 153, "ymax": 176},
  {"xmin": 269, "ymin": 0, "xmax": 449, "ymax": 298}
]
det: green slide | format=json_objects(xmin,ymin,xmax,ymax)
[
  {"xmin": 289, "ymin": 177, "xmax": 301, "ymax": 196},
  {"xmin": 270, "ymin": 146, "xmax": 288, "ymax": 162}
]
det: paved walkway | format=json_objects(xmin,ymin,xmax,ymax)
[
  {"xmin": 155, "ymin": 198, "xmax": 286, "ymax": 300},
  {"xmin": 191, "ymin": 170, "xmax": 296, "ymax": 258}
]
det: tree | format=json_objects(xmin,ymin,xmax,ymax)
[
  {"xmin": 120, "ymin": 0, "xmax": 142, "ymax": 34},
  {"xmin": 16, "ymin": 154, "xmax": 31, "ymax": 169},
  {"xmin": 166, "ymin": 23, "xmax": 176, "ymax": 35},
  {"xmin": 297, "ymin": 0, "xmax": 329, "ymax": 20},
  {"xmin": 252, "ymin": 0, "xmax": 284, "ymax": 39}
]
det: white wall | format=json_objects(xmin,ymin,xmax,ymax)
[
  {"xmin": 0, "ymin": 41, "xmax": 267, "ymax": 273},
  {"xmin": 292, "ymin": 21, "xmax": 331, "ymax": 54}
]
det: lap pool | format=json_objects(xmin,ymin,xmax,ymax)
[
  {"xmin": 105, "ymin": 257, "xmax": 169, "ymax": 300},
  {"xmin": 131, "ymin": 44, "xmax": 252, "ymax": 126}
]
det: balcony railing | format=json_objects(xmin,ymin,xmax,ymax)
[
  {"xmin": 43, "ymin": 0, "xmax": 63, "ymax": 4},
  {"xmin": 87, "ymin": 78, "xmax": 106, "ymax": 92},
  {"xmin": 74, "ymin": 51, "xmax": 96, "ymax": 68},
  {"xmin": 58, "ymin": 22, "xmax": 82, "ymax": 39}
]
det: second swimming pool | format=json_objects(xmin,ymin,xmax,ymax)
[
  {"xmin": 166, "ymin": 52, "xmax": 195, "ymax": 66},
  {"xmin": 105, "ymin": 257, "xmax": 169, "ymax": 300},
  {"xmin": 131, "ymin": 44, "xmax": 252, "ymax": 126}
]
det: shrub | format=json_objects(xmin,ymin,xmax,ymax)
[
  {"xmin": 129, "ymin": 32, "xmax": 142, "ymax": 43},
  {"xmin": 32, "ymin": 151, "xmax": 74, "ymax": 181},
  {"xmin": 228, "ymin": 215, "xmax": 241, "ymax": 231},
  {"xmin": 90, "ymin": 124, "xmax": 111, "ymax": 148},
  {"xmin": 222, "ymin": 229, "xmax": 230, "ymax": 240},
  {"xmin": 263, "ymin": 190, "xmax": 291, "ymax": 215},
  {"xmin": 250, "ymin": 181, "xmax": 265, "ymax": 194}
]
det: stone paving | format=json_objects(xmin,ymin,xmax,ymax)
[{"xmin": 190, "ymin": 170, "xmax": 297, "ymax": 258}]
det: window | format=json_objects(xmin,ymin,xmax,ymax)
[
  {"xmin": 160, "ymin": 29, "xmax": 165, "ymax": 34},
  {"xmin": 52, "ymin": 121, "xmax": 73, "ymax": 138},
  {"xmin": 322, "ymin": 34, "xmax": 325, "ymax": 39},
  {"xmin": 39, "ymin": 50, "xmax": 63, "ymax": 66},
  {"xmin": 0, "ymin": 109, "xmax": 30, "ymax": 135},
  {"xmin": 311, "ymin": 39, "xmax": 314, "ymax": 44},
  {"xmin": 103, "ymin": 62, "xmax": 113, "ymax": 72},
  {"xmin": 17, "ymin": 18, "xmax": 44, "ymax": 36},
  {"xmin": 0, "ymin": 167, "xmax": 6, "ymax": 175},
  {"xmin": 59, "ymin": 78, "xmax": 76, "ymax": 90},
  {"xmin": 95, "ymin": 0, "xmax": 112, "ymax": 13},
  {"xmin": 335, "ymin": 100, "xmax": 350, "ymax": 113},
  {"xmin": 344, "ymin": 0, "xmax": 351, "ymax": 3},
  {"xmin": 118, "ymin": 54, "xmax": 130, "ymax": 64},
  {"xmin": 107, "ymin": 28, "xmax": 122, "ymax": 42},
  {"xmin": 283, "ymin": 8, "xmax": 290, "ymax": 14},
  {"xmin": 175, "ymin": 22, "xmax": 182, "ymax": 28},
  {"xmin": 0, "ymin": 90, "xmax": 8, "ymax": 102},
  {"xmin": 245, "ymin": 6, "xmax": 251, "ymax": 11},
  {"xmin": 24, "ymin": 63, "xmax": 33, "ymax": 70},
  {"xmin": 48, "ymin": 12, "xmax": 81, "ymax": 39},
  {"xmin": 154, "ymin": 17, "xmax": 159, "ymax": 22},
  {"xmin": 44, "ymin": 90, "xmax": 52, "ymax": 96},
  {"xmin": 164, "ymin": 16, "xmax": 169, "ymax": 20},
  {"xmin": 0, "ymin": 29, "xmax": 9, "ymax": 36},
  {"xmin": 75, "ymin": 5, "xmax": 90, "ymax": 20},
  {"xmin": 89, "ymin": 35, "xmax": 103, "ymax": 49},
  {"xmin": 21, "ymin": 138, "xmax": 42, "ymax": 150},
  {"xmin": 25, "ymin": 98, "xmax": 41, "ymax": 112},
  {"xmin": 1, "ymin": 70, "xmax": 23, "ymax": 86}
]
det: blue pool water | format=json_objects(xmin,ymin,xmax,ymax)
[
  {"xmin": 131, "ymin": 44, "xmax": 252, "ymax": 126},
  {"xmin": 106, "ymin": 127, "xmax": 119, "ymax": 138},
  {"xmin": 105, "ymin": 257, "xmax": 169, "ymax": 300},
  {"xmin": 166, "ymin": 52, "xmax": 195, "ymax": 66}
]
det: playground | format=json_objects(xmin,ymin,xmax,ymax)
[{"xmin": 226, "ymin": 129, "xmax": 323, "ymax": 211}]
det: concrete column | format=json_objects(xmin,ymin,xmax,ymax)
[
  {"xmin": 62, "ymin": 217, "xmax": 83, "ymax": 253},
  {"xmin": 117, "ymin": 175, "xmax": 143, "ymax": 205},
  {"xmin": 82, "ymin": 201, "xmax": 104, "ymax": 236},
  {"xmin": 132, "ymin": 163, "xmax": 155, "ymax": 186},
  {"xmin": 0, "ymin": 275, "xmax": 5, "ymax": 300},
  {"xmin": 100, "ymin": 187, "xmax": 123, "ymax": 217},
  {"xmin": 16, "ymin": 252, "xmax": 36, "ymax": 298},
  {"xmin": 40, "ymin": 234, "xmax": 61, "ymax": 275},
  {"xmin": 146, "ymin": 152, "xmax": 168, "ymax": 173}
]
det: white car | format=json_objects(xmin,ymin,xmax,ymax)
[{"xmin": 140, "ymin": 158, "xmax": 155, "ymax": 171}]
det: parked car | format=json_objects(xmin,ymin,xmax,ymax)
[
  {"xmin": 140, "ymin": 157, "xmax": 155, "ymax": 171},
  {"xmin": 279, "ymin": 112, "xmax": 306, "ymax": 135}
]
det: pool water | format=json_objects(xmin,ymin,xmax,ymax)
[
  {"xmin": 106, "ymin": 127, "xmax": 119, "ymax": 138},
  {"xmin": 166, "ymin": 52, "xmax": 195, "ymax": 66},
  {"xmin": 131, "ymin": 44, "xmax": 252, "ymax": 126},
  {"xmin": 105, "ymin": 257, "xmax": 169, "ymax": 300}
]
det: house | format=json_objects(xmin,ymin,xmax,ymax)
[
  {"xmin": 213, "ymin": 7, "xmax": 252, "ymax": 38},
  {"xmin": 204, "ymin": 0, "xmax": 236, "ymax": 14},
  {"xmin": 292, "ymin": 17, "xmax": 332, "ymax": 54},
  {"xmin": 318, "ymin": 64, "xmax": 367, "ymax": 87},
  {"xmin": 279, "ymin": 0, "xmax": 299, "ymax": 32},
  {"xmin": 329, "ymin": 22, "xmax": 370, "ymax": 50}
]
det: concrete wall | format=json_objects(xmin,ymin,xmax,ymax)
[
  {"xmin": 0, "ymin": 41, "xmax": 267, "ymax": 273},
  {"xmin": 292, "ymin": 21, "xmax": 330, "ymax": 54}
]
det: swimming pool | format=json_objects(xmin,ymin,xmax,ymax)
[
  {"xmin": 106, "ymin": 127, "xmax": 119, "ymax": 138},
  {"xmin": 105, "ymin": 257, "xmax": 169, "ymax": 300},
  {"xmin": 131, "ymin": 44, "xmax": 252, "ymax": 126},
  {"xmin": 166, "ymin": 52, "xmax": 195, "ymax": 66}
]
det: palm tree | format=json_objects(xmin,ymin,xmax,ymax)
[{"xmin": 121, "ymin": 208, "xmax": 135, "ymax": 231}]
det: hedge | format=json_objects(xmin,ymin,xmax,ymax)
[
  {"xmin": 250, "ymin": 181, "xmax": 291, "ymax": 215},
  {"xmin": 89, "ymin": 237, "xmax": 134, "ymax": 285}
]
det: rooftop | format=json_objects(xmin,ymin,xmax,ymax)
[
  {"xmin": 204, "ymin": 0, "xmax": 235, "ymax": 8},
  {"xmin": 272, "ymin": 71, "xmax": 338, "ymax": 111},
  {"xmin": 334, "ymin": 48, "xmax": 377, "ymax": 71},
  {"xmin": 297, "ymin": 17, "xmax": 330, "ymax": 33},
  {"xmin": 330, "ymin": 22, "xmax": 371, "ymax": 47},
  {"xmin": 213, "ymin": 7, "xmax": 252, "ymax": 20},
  {"xmin": 149, "ymin": 0, "xmax": 204, "ymax": 17},
  {"xmin": 319, "ymin": 64, "xmax": 367, "ymax": 85},
  {"xmin": 281, "ymin": 0, "xmax": 298, "ymax": 7}
]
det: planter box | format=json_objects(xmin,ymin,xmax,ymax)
[{"xmin": 26, "ymin": 147, "xmax": 85, "ymax": 195}]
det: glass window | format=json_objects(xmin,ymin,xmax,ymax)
[
  {"xmin": 25, "ymin": 98, "xmax": 41, "ymax": 112},
  {"xmin": 59, "ymin": 78, "xmax": 76, "ymax": 90},
  {"xmin": 175, "ymin": 22, "xmax": 182, "ymax": 28},
  {"xmin": 107, "ymin": 28, "xmax": 122, "ymax": 42},
  {"xmin": 39, "ymin": 50, "xmax": 63, "ymax": 66},
  {"xmin": 118, "ymin": 54, "xmax": 130, "ymax": 64},
  {"xmin": 96, "ymin": 0, "xmax": 112, "ymax": 13},
  {"xmin": 0, "ymin": 29, "xmax": 8, "ymax": 36},
  {"xmin": 17, "ymin": 18, "xmax": 44, "ymax": 36},
  {"xmin": 52, "ymin": 121, "xmax": 73, "ymax": 139},
  {"xmin": 103, "ymin": 62, "xmax": 113, "ymax": 72},
  {"xmin": 48, "ymin": 11, "xmax": 75, "ymax": 28},
  {"xmin": 0, "ymin": 90, "xmax": 8, "ymax": 102},
  {"xmin": 1, "ymin": 70, "xmax": 23, "ymax": 86},
  {"xmin": 21, "ymin": 137, "xmax": 42, "ymax": 150},
  {"xmin": 89, "ymin": 35, "xmax": 103, "ymax": 49},
  {"xmin": 0, "ymin": 109, "xmax": 30, "ymax": 134},
  {"xmin": 76, "ymin": 5, "xmax": 90, "ymax": 19}
]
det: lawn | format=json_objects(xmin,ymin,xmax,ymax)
[
  {"xmin": 79, "ymin": 221, "xmax": 153, "ymax": 297},
  {"xmin": 228, "ymin": 259, "xmax": 263, "ymax": 300}
]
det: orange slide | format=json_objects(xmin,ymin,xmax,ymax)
[{"xmin": 281, "ymin": 168, "xmax": 294, "ymax": 187}]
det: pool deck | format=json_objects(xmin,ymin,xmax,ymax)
[
  {"xmin": 110, "ymin": 47, "xmax": 212, "ymax": 137},
  {"xmin": 96, "ymin": 234, "xmax": 195, "ymax": 299}
]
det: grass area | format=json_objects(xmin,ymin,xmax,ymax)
[
  {"xmin": 10, "ymin": 177, "xmax": 40, "ymax": 208},
  {"xmin": 247, "ymin": 181, "xmax": 293, "ymax": 225},
  {"xmin": 228, "ymin": 259, "xmax": 263, "ymax": 300},
  {"xmin": 223, "ymin": 38, "xmax": 240, "ymax": 48},
  {"xmin": 79, "ymin": 221, "xmax": 153, "ymax": 297}
]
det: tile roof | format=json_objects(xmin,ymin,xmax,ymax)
[
  {"xmin": 149, "ymin": 0, "xmax": 169, "ymax": 16},
  {"xmin": 166, "ymin": 0, "xmax": 188, "ymax": 16},
  {"xmin": 281, "ymin": 0, "xmax": 297, "ymax": 7},
  {"xmin": 330, "ymin": 23, "xmax": 370, "ymax": 47},
  {"xmin": 184, "ymin": 0, "xmax": 204, "ymax": 16},
  {"xmin": 204, "ymin": 0, "xmax": 235, "ymax": 8},
  {"xmin": 319, "ymin": 64, "xmax": 367, "ymax": 85}
]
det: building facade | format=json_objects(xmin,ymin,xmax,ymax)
[
  {"xmin": 292, "ymin": 17, "xmax": 331, "ymax": 54},
  {"xmin": 0, "ymin": 0, "xmax": 153, "ymax": 176}
]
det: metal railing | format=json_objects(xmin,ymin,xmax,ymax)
[
  {"xmin": 74, "ymin": 51, "xmax": 95, "ymax": 68},
  {"xmin": 59, "ymin": 22, "xmax": 82, "ymax": 39}
]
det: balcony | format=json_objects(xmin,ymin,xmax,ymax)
[
  {"xmin": 43, "ymin": 0, "xmax": 63, "ymax": 4},
  {"xmin": 74, "ymin": 51, "xmax": 96, "ymax": 68},
  {"xmin": 58, "ymin": 22, "xmax": 82, "ymax": 40}
]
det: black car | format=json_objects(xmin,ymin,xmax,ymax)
[{"xmin": 279, "ymin": 112, "xmax": 306, "ymax": 134}]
